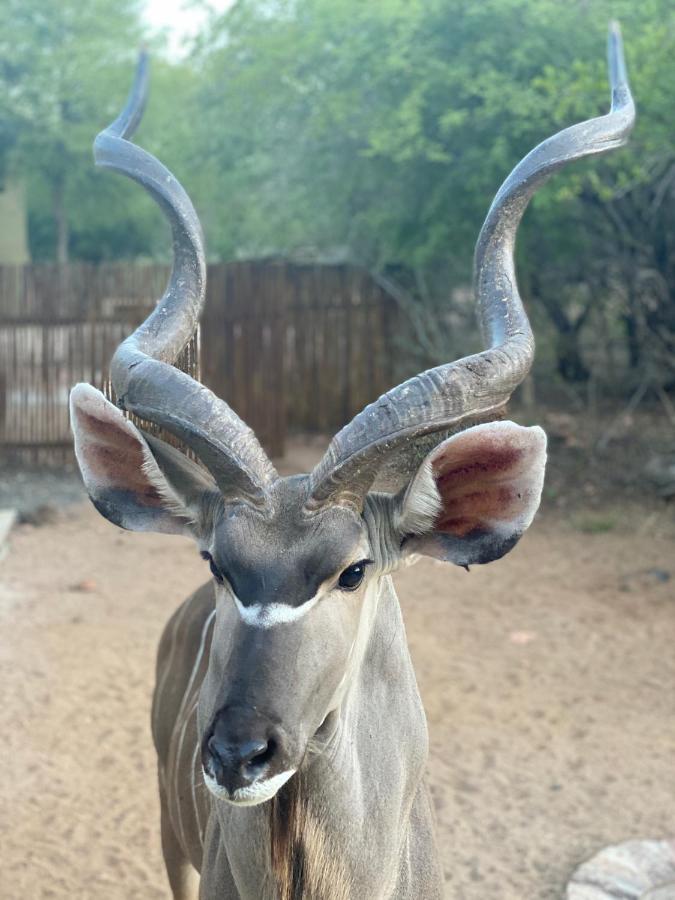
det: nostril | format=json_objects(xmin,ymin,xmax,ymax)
[
  {"xmin": 207, "ymin": 735, "xmax": 223, "ymax": 764},
  {"xmin": 246, "ymin": 737, "xmax": 277, "ymax": 771},
  {"xmin": 237, "ymin": 737, "xmax": 274, "ymax": 773},
  {"xmin": 204, "ymin": 724, "xmax": 283, "ymax": 787}
]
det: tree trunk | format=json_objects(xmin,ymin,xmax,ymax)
[
  {"xmin": 53, "ymin": 180, "xmax": 69, "ymax": 265},
  {"xmin": 556, "ymin": 332, "xmax": 590, "ymax": 383},
  {"xmin": 534, "ymin": 275, "xmax": 591, "ymax": 384},
  {"xmin": 622, "ymin": 309, "xmax": 641, "ymax": 370}
]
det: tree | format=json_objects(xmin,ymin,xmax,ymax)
[
  {"xmin": 0, "ymin": 0, "xmax": 145, "ymax": 262},
  {"xmin": 186, "ymin": 0, "xmax": 675, "ymax": 390},
  {"xmin": 2, "ymin": 0, "xmax": 674, "ymax": 395}
]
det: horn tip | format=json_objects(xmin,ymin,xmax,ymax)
[
  {"xmin": 96, "ymin": 48, "xmax": 150, "ymax": 148},
  {"xmin": 607, "ymin": 20, "xmax": 628, "ymax": 91},
  {"xmin": 136, "ymin": 45, "xmax": 150, "ymax": 78}
]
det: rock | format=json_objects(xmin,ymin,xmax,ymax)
[
  {"xmin": 642, "ymin": 885, "xmax": 675, "ymax": 900},
  {"xmin": 567, "ymin": 839, "xmax": 675, "ymax": 899}
]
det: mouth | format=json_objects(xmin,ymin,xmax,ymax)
[{"xmin": 202, "ymin": 767, "xmax": 296, "ymax": 807}]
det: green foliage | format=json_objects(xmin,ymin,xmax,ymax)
[
  {"xmin": 186, "ymin": 0, "xmax": 663, "ymax": 271},
  {"xmin": 172, "ymin": 0, "xmax": 674, "ymax": 388},
  {"xmin": 0, "ymin": 0, "xmax": 147, "ymax": 260}
]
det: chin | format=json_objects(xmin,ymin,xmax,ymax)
[{"xmin": 203, "ymin": 768, "xmax": 297, "ymax": 807}]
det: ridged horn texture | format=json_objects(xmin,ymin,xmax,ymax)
[
  {"xmin": 95, "ymin": 51, "xmax": 277, "ymax": 505},
  {"xmin": 307, "ymin": 22, "xmax": 635, "ymax": 511}
]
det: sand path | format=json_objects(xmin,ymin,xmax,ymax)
[{"xmin": 1, "ymin": 470, "xmax": 673, "ymax": 898}]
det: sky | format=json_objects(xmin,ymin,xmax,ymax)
[{"xmin": 143, "ymin": 0, "xmax": 235, "ymax": 57}]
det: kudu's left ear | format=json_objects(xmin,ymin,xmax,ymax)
[
  {"xmin": 395, "ymin": 421, "xmax": 547, "ymax": 567},
  {"xmin": 70, "ymin": 383, "xmax": 218, "ymax": 537}
]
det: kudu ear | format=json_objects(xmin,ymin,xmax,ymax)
[
  {"xmin": 70, "ymin": 383, "xmax": 219, "ymax": 537},
  {"xmin": 395, "ymin": 421, "xmax": 547, "ymax": 567}
]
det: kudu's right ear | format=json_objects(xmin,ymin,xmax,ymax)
[
  {"xmin": 394, "ymin": 421, "xmax": 547, "ymax": 568},
  {"xmin": 70, "ymin": 383, "xmax": 218, "ymax": 537}
]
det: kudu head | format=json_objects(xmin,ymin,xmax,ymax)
[{"xmin": 71, "ymin": 27, "xmax": 634, "ymax": 807}]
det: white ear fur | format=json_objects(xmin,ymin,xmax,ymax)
[
  {"xmin": 70, "ymin": 383, "xmax": 192, "ymax": 534},
  {"xmin": 395, "ymin": 456, "xmax": 443, "ymax": 536}
]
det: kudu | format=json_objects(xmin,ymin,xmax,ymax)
[{"xmin": 70, "ymin": 25, "xmax": 634, "ymax": 900}]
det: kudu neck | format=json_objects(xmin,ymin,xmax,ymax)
[
  {"xmin": 267, "ymin": 575, "xmax": 429, "ymax": 899},
  {"xmin": 304, "ymin": 573, "xmax": 428, "ymax": 785}
]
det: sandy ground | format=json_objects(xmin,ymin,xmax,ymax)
[{"xmin": 1, "ymin": 441, "xmax": 674, "ymax": 899}]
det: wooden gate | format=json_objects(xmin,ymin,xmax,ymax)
[
  {"xmin": 202, "ymin": 262, "xmax": 287, "ymax": 459},
  {"xmin": 202, "ymin": 261, "xmax": 398, "ymax": 458}
]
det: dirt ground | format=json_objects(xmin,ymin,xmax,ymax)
[{"xmin": 1, "ymin": 436, "xmax": 674, "ymax": 899}]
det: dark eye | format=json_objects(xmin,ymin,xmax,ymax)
[
  {"xmin": 200, "ymin": 551, "xmax": 223, "ymax": 584},
  {"xmin": 338, "ymin": 561, "xmax": 369, "ymax": 591}
]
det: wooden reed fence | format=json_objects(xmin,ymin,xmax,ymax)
[
  {"xmin": 202, "ymin": 261, "xmax": 399, "ymax": 445},
  {"xmin": 0, "ymin": 264, "xmax": 198, "ymax": 465},
  {"xmin": 0, "ymin": 261, "xmax": 400, "ymax": 466}
]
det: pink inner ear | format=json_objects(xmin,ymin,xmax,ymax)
[
  {"xmin": 76, "ymin": 405, "xmax": 164, "ymax": 509},
  {"xmin": 429, "ymin": 425, "xmax": 545, "ymax": 537}
]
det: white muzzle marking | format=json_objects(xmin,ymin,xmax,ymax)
[{"xmin": 203, "ymin": 767, "xmax": 296, "ymax": 806}]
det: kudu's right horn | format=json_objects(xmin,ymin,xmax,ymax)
[{"xmin": 306, "ymin": 22, "xmax": 635, "ymax": 512}]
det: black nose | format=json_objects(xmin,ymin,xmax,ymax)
[
  {"xmin": 202, "ymin": 711, "xmax": 284, "ymax": 792},
  {"xmin": 208, "ymin": 735, "xmax": 276, "ymax": 775}
]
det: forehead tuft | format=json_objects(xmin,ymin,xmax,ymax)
[{"xmin": 212, "ymin": 476, "xmax": 365, "ymax": 608}]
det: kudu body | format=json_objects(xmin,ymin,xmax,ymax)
[{"xmin": 70, "ymin": 26, "xmax": 634, "ymax": 900}]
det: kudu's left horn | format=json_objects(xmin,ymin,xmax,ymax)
[
  {"xmin": 307, "ymin": 22, "xmax": 635, "ymax": 511},
  {"xmin": 95, "ymin": 51, "xmax": 276, "ymax": 505}
]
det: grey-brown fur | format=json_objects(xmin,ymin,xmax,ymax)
[
  {"xmin": 153, "ymin": 573, "xmax": 443, "ymax": 899},
  {"xmin": 153, "ymin": 560, "xmax": 442, "ymax": 900}
]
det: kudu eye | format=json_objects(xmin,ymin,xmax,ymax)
[
  {"xmin": 201, "ymin": 551, "xmax": 224, "ymax": 584},
  {"xmin": 338, "ymin": 561, "xmax": 369, "ymax": 591}
]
